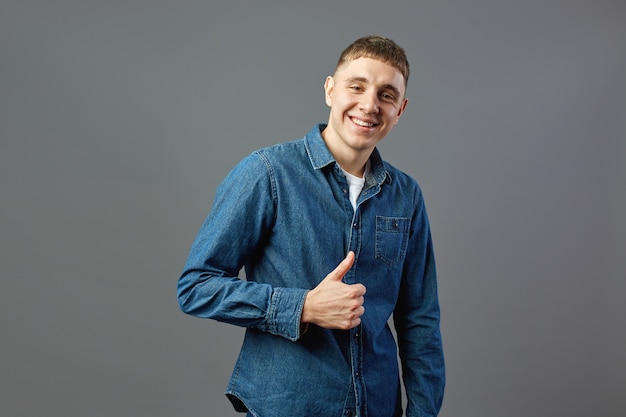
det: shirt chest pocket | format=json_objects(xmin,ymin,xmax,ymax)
[{"xmin": 375, "ymin": 216, "xmax": 410, "ymax": 265}]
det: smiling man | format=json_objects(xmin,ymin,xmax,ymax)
[{"xmin": 178, "ymin": 35, "xmax": 445, "ymax": 417}]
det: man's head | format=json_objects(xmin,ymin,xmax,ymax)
[
  {"xmin": 321, "ymin": 35, "xmax": 410, "ymax": 175},
  {"xmin": 334, "ymin": 35, "xmax": 410, "ymax": 91}
]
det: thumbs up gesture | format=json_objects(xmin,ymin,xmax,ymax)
[{"xmin": 301, "ymin": 252, "xmax": 366, "ymax": 330}]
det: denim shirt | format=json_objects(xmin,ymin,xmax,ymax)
[{"xmin": 178, "ymin": 124, "xmax": 445, "ymax": 417}]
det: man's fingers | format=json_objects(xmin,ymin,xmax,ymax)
[{"xmin": 302, "ymin": 252, "xmax": 368, "ymax": 329}]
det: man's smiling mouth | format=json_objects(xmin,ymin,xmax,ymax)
[{"xmin": 351, "ymin": 117, "xmax": 376, "ymax": 128}]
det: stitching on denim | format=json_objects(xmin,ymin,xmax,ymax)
[{"xmin": 254, "ymin": 150, "xmax": 278, "ymax": 228}]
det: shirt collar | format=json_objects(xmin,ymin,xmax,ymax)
[{"xmin": 304, "ymin": 124, "xmax": 392, "ymax": 186}]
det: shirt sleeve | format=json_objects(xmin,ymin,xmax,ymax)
[
  {"xmin": 393, "ymin": 195, "xmax": 446, "ymax": 416},
  {"xmin": 177, "ymin": 152, "xmax": 308, "ymax": 341}
]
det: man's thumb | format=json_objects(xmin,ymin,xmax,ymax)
[{"xmin": 327, "ymin": 251, "xmax": 355, "ymax": 281}]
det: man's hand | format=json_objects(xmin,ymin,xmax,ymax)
[{"xmin": 301, "ymin": 251, "xmax": 366, "ymax": 330}]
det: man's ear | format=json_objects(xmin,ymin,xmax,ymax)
[
  {"xmin": 324, "ymin": 76, "xmax": 334, "ymax": 107},
  {"xmin": 395, "ymin": 98, "xmax": 409, "ymax": 125}
]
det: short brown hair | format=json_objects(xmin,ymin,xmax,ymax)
[{"xmin": 335, "ymin": 35, "xmax": 410, "ymax": 86}]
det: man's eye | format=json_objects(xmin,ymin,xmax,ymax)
[
  {"xmin": 381, "ymin": 93, "xmax": 395, "ymax": 101},
  {"xmin": 349, "ymin": 85, "xmax": 362, "ymax": 91}
]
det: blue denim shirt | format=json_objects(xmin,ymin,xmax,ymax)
[{"xmin": 178, "ymin": 124, "xmax": 445, "ymax": 417}]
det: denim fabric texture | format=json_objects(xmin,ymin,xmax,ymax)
[{"xmin": 178, "ymin": 124, "xmax": 445, "ymax": 417}]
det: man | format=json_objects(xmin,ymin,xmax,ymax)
[{"xmin": 178, "ymin": 35, "xmax": 445, "ymax": 417}]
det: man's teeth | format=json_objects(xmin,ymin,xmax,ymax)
[{"xmin": 352, "ymin": 118, "xmax": 374, "ymax": 127}]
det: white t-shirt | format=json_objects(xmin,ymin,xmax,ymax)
[{"xmin": 341, "ymin": 161, "xmax": 370, "ymax": 211}]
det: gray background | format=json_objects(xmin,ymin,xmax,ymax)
[{"xmin": 1, "ymin": 1, "xmax": 625, "ymax": 416}]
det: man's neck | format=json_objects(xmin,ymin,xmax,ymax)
[
  {"xmin": 322, "ymin": 139, "xmax": 372, "ymax": 178},
  {"xmin": 319, "ymin": 124, "xmax": 376, "ymax": 177},
  {"xmin": 338, "ymin": 156, "xmax": 369, "ymax": 178}
]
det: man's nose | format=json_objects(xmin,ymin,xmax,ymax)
[{"xmin": 360, "ymin": 92, "xmax": 379, "ymax": 114}]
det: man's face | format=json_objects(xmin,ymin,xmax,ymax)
[{"xmin": 322, "ymin": 57, "xmax": 408, "ymax": 157}]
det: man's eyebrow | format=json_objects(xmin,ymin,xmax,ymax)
[
  {"xmin": 344, "ymin": 76, "xmax": 369, "ymax": 84},
  {"xmin": 344, "ymin": 76, "xmax": 402, "ymax": 97}
]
